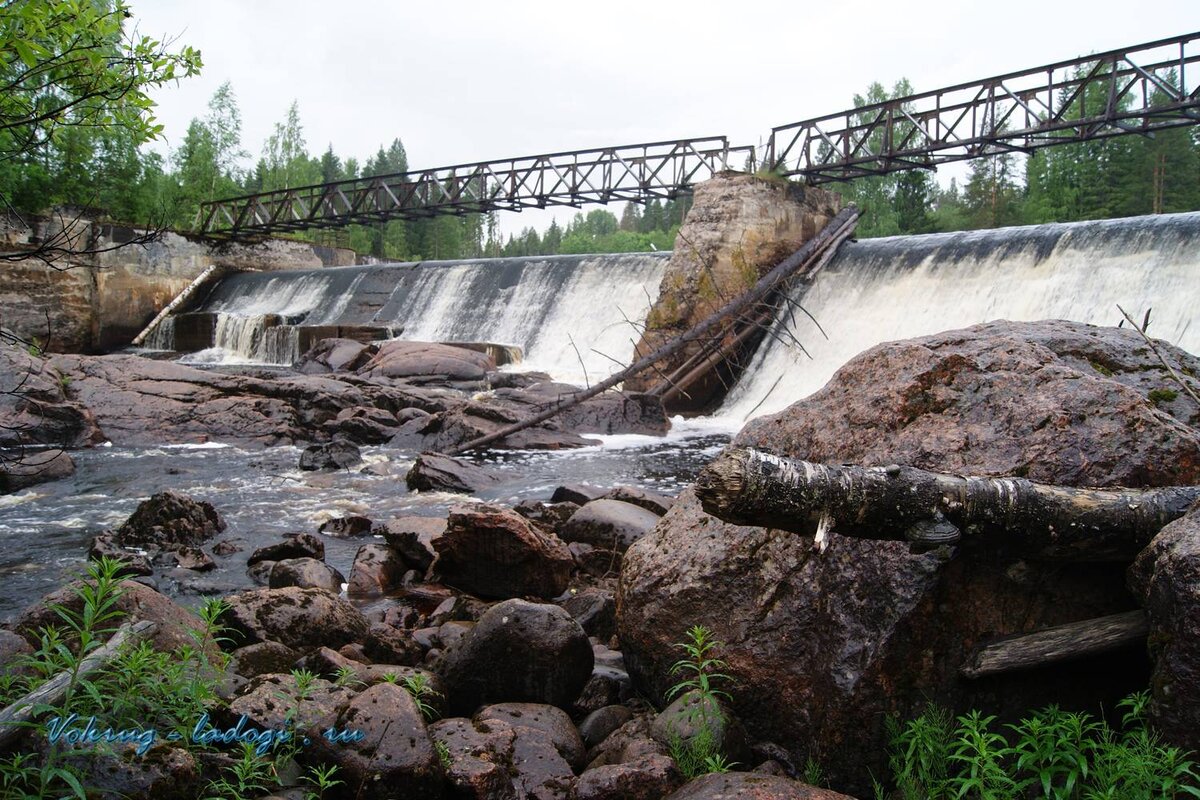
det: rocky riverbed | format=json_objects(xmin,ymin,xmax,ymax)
[{"xmin": 2, "ymin": 319, "xmax": 1200, "ymax": 798}]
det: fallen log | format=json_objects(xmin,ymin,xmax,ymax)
[
  {"xmin": 961, "ymin": 610, "xmax": 1148, "ymax": 678},
  {"xmin": 695, "ymin": 447, "xmax": 1200, "ymax": 561},
  {"xmin": 0, "ymin": 620, "xmax": 156, "ymax": 749},
  {"xmin": 444, "ymin": 206, "xmax": 860, "ymax": 455}
]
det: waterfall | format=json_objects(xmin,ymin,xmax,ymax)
[
  {"xmin": 174, "ymin": 253, "xmax": 668, "ymax": 384},
  {"xmin": 721, "ymin": 212, "xmax": 1200, "ymax": 422}
]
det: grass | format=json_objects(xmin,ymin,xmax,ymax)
[{"xmin": 882, "ymin": 693, "xmax": 1200, "ymax": 799}]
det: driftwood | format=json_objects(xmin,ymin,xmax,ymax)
[
  {"xmin": 695, "ymin": 448, "xmax": 1200, "ymax": 561},
  {"xmin": 0, "ymin": 620, "xmax": 156, "ymax": 749},
  {"xmin": 131, "ymin": 264, "xmax": 232, "ymax": 347},
  {"xmin": 961, "ymin": 610, "xmax": 1149, "ymax": 678},
  {"xmin": 443, "ymin": 207, "xmax": 860, "ymax": 455}
]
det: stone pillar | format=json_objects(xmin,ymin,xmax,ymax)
[{"xmin": 625, "ymin": 173, "xmax": 841, "ymax": 413}]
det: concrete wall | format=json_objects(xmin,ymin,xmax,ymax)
[{"xmin": 0, "ymin": 211, "xmax": 356, "ymax": 353}]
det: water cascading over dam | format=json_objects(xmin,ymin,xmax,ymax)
[
  {"xmin": 157, "ymin": 252, "xmax": 669, "ymax": 385},
  {"xmin": 721, "ymin": 211, "xmax": 1200, "ymax": 422}
]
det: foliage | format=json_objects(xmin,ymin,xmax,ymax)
[
  {"xmin": 400, "ymin": 673, "xmax": 442, "ymax": 722},
  {"xmin": 664, "ymin": 625, "xmax": 736, "ymax": 780},
  {"xmin": 0, "ymin": 0, "xmax": 200, "ymax": 218},
  {"xmin": 883, "ymin": 694, "xmax": 1200, "ymax": 799}
]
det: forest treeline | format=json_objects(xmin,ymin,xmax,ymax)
[{"xmin": 3, "ymin": 72, "xmax": 1198, "ymax": 261}]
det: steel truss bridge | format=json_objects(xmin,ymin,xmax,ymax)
[{"xmin": 200, "ymin": 32, "xmax": 1199, "ymax": 238}]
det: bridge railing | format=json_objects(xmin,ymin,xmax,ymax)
[
  {"xmin": 198, "ymin": 137, "xmax": 752, "ymax": 237},
  {"xmin": 765, "ymin": 31, "xmax": 1200, "ymax": 182}
]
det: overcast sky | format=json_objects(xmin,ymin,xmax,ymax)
[{"xmin": 132, "ymin": 1, "xmax": 1197, "ymax": 236}]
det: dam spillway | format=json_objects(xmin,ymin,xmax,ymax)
[
  {"xmin": 156, "ymin": 252, "xmax": 669, "ymax": 386},
  {"xmin": 721, "ymin": 211, "xmax": 1200, "ymax": 421}
]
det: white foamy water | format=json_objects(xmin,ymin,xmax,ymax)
[
  {"xmin": 721, "ymin": 212, "xmax": 1200, "ymax": 422},
  {"xmin": 169, "ymin": 253, "xmax": 666, "ymax": 385}
]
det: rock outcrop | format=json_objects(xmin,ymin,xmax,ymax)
[
  {"xmin": 625, "ymin": 174, "xmax": 841, "ymax": 412},
  {"xmin": 618, "ymin": 320, "xmax": 1200, "ymax": 793}
]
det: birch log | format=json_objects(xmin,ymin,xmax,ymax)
[{"xmin": 695, "ymin": 447, "xmax": 1200, "ymax": 561}]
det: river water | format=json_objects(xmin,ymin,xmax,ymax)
[{"xmin": 0, "ymin": 422, "xmax": 733, "ymax": 621}]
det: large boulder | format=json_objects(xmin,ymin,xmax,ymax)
[
  {"xmin": 433, "ymin": 505, "xmax": 573, "ymax": 599},
  {"xmin": 305, "ymin": 682, "xmax": 444, "ymax": 800},
  {"xmin": 405, "ymin": 451, "xmax": 503, "ymax": 494},
  {"xmin": 439, "ymin": 599, "xmax": 593, "ymax": 716},
  {"xmin": 0, "ymin": 342, "xmax": 103, "ymax": 453},
  {"xmin": 560, "ymin": 499, "xmax": 660, "ymax": 553},
  {"xmin": 217, "ymin": 587, "xmax": 369, "ymax": 651},
  {"xmin": 113, "ymin": 490, "xmax": 225, "ymax": 549},
  {"xmin": 357, "ymin": 340, "xmax": 494, "ymax": 382},
  {"xmin": 14, "ymin": 579, "xmax": 213, "ymax": 656},
  {"xmin": 0, "ymin": 448, "xmax": 75, "ymax": 492},
  {"xmin": 1129, "ymin": 501, "xmax": 1200, "ymax": 752},
  {"xmin": 618, "ymin": 320, "xmax": 1200, "ymax": 794}
]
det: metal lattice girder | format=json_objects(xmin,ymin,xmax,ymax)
[
  {"xmin": 766, "ymin": 32, "xmax": 1200, "ymax": 182},
  {"xmin": 198, "ymin": 137, "xmax": 751, "ymax": 237}
]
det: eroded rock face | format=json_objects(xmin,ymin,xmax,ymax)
[
  {"xmin": 625, "ymin": 175, "xmax": 841, "ymax": 412},
  {"xmin": 439, "ymin": 599, "xmax": 593, "ymax": 716},
  {"xmin": 46, "ymin": 353, "xmax": 444, "ymax": 447},
  {"xmin": 1129, "ymin": 502, "xmax": 1200, "ymax": 752},
  {"xmin": 618, "ymin": 320, "xmax": 1197, "ymax": 793},
  {"xmin": 433, "ymin": 505, "xmax": 573, "ymax": 600}
]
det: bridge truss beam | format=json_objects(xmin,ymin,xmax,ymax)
[
  {"xmin": 198, "ymin": 137, "xmax": 751, "ymax": 238},
  {"xmin": 765, "ymin": 32, "xmax": 1200, "ymax": 183}
]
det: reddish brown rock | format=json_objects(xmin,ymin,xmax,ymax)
[
  {"xmin": 347, "ymin": 544, "xmax": 406, "ymax": 597},
  {"xmin": 306, "ymin": 682, "xmax": 444, "ymax": 800},
  {"xmin": 405, "ymin": 451, "xmax": 503, "ymax": 494},
  {"xmin": 114, "ymin": 490, "xmax": 225, "ymax": 549},
  {"xmin": 433, "ymin": 505, "xmax": 573, "ymax": 599},
  {"xmin": 476, "ymin": 702, "xmax": 586, "ymax": 771},
  {"xmin": 664, "ymin": 773, "xmax": 856, "ymax": 799},
  {"xmin": 574, "ymin": 754, "xmax": 683, "ymax": 800},
  {"xmin": 1129, "ymin": 502, "xmax": 1200, "ymax": 753},
  {"xmin": 268, "ymin": 557, "xmax": 344, "ymax": 592},
  {"xmin": 618, "ymin": 320, "xmax": 1196, "ymax": 794}
]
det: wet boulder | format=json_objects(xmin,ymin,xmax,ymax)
[
  {"xmin": 380, "ymin": 516, "xmax": 447, "ymax": 573},
  {"xmin": 602, "ymin": 486, "xmax": 675, "ymax": 516},
  {"xmin": 229, "ymin": 641, "xmax": 301, "ymax": 678},
  {"xmin": 347, "ymin": 544, "xmax": 407, "ymax": 597},
  {"xmin": 0, "ymin": 449, "xmax": 76, "ymax": 492},
  {"xmin": 560, "ymin": 499, "xmax": 660, "ymax": 553},
  {"xmin": 497, "ymin": 383, "xmax": 670, "ymax": 436},
  {"xmin": 391, "ymin": 398, "xmax": 599, "ymax": 452},
  {"xmin": 299, "ymin": 440, "xmax": 362, "ymax": 471},
  {"xmin": 618, "ymin": 320, "xmax": 1200, "ymax": 794},
  {"xmin": 268, "ymin": 557, "xmax": 345, "ymax": 592},
  {"xmin": 578, "ymin": 705, "xmax": 634, "ymax": 749},
  {"xmin": 561, "ymin": 587, "xmax": 617, "ymax": 640},
  {"xmin": 217, "ymin": 586, "xmax": 368, "ymax": 651},
  {"xmin": 433, "ymin": 505, "xmax": 573, "ymax": 599},
  {"xmin": 114, "ymin": 490, "xmax": 225, "ymax": 549},
  {"xmin": 430, "ymin": 715, "xmax": 576, "ymax": 800},
  {"xmin": 318, "ymin": 514, "xmax": 373, "ymax": 538},
  {"xmin": 295, "ymin": 337, "xmax": 374, "ymax": 374},
  {"xmin": 405, "ymin": 451, "xmax": 503, "ymax": 494},
  {"xmin": 247, "ymin": 532, "xmax": 324, "ymax": 565},
  {"xmin": 439, "ymin": 599, "xmax": 593, "ymax": 716},
  {"xmin": 357, "ymin": 339, "xmax": 494, "ymax": 382}
]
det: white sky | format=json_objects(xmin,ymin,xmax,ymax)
[{"xmin": 132, "ymin": 1, "xmax": 1199, "ymax": 237}]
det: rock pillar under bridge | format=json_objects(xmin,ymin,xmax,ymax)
[{"xmin": 625, "ymin": 173, "xmax": 841, "ymax": 413}]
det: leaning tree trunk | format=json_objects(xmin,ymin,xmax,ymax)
[{"xmin": 695, "ymin": 447, "xmax": 1200, "ymax": 561}]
